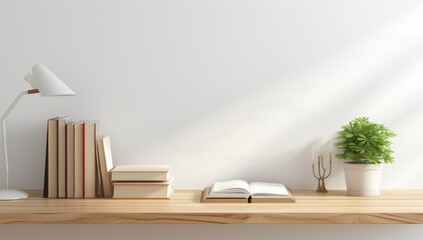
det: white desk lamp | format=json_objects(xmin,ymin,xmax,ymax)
[{"xmin": 0, "ymin": 63, "xmax": 75, "ymax": 200}]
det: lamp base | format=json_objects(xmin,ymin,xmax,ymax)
[{"xmin": 0, "ymin": 189, "xmax": 29, "ymax": 200}]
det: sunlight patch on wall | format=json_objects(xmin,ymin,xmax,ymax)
[{"xmin": 127, "ymin": 2, "xmax": 423, "ymax": 188}]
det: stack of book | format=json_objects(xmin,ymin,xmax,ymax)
[
  {"xmin": 44, "ymin": 117, "xmax": 114, "ymax": 199},
  {"xmin": 111, "ymin": 165, "xmax": 174, "ymax": 199}
]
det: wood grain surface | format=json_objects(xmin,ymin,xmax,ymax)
[{"xmin": 1, "ymin": 189, "xmax": 423, "ymax": 224}]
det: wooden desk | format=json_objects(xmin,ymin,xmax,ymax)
[{"xmin": 1, "ymin": 189, "xmax": 423, "ymax": 224}]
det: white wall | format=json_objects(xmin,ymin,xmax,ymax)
[{"xmin": 1, "ymin": 0, "xmax": 423, "ymax": 239}]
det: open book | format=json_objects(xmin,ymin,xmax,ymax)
[{"xmin": 202, "ymin": 180, "xmax": 295, "ymax": 203}]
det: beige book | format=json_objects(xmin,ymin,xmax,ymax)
[
  {"xmin": 113, "ymin": 177, "xmax": 174, "ymax": 199},
  {"xmin": 83, "ymin": 121, "xmax": 97, "ymax": 198},
  {"xmin": 111, "ymin": 165, "xmax": 171, "ymax": 182},
  {"xmin": 74, "ymin": 122, "xmax": 84, "ymax": 198},
  {"xmin": 66, "ymin": 123, "xmax": 75, "ymax": 198},
  {"xmin": 47, "ymin": 117, "xmax": 58, "ymax": 198},
  {"xmin": 58, "ymin": 117, "xmax": 71, "ymax": 198},
  {"xmin": 97, "ymin": 136, "xmax": 114, "ymax": 198}
]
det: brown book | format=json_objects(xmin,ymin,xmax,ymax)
[
  {"xmin": 46, "ymin": 117, "xmax": 59, "ymax": 198},
  {"xmin": 66, "ymin": 123, "xmax": 75, "ymax": 198},
  {"xmin": 83, "ymin": 121, "xmax": 97, "ymax": 198},
  {"xmin": 97, "ymin": 136, "xmax": 114, "ymax": 198},
  {"xmin": 74, "ymin": 122, "xmax": 84, "ymax": 198},
  {"xmin": 43, "ymin": 123, "xmax": 49, "ymax": 198},
  {"xmin": 112, "ymin": 177, "xmax": 174, "ymax": 199},
  {"xmin": 57, "ymin": 117, "xmax": 71, "ymax": 198}
]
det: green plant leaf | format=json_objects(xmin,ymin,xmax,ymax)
[{"xmin": 335, "ymin": 117, "xmax": 396, "ymax": 164}]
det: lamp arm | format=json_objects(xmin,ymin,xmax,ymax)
[{"xmin": 1, "ymin": 89, "xmax": 39, "ymax": 189}]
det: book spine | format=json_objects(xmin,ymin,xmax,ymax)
[
  {"xmin": 74, "ymin": 122, "xmax": 84, "ymax": 198},
  {"xmin": 83, "ymin": 121, "xmax": 97, "ymax": 198},
  {"xmin": 66, "ymin": 124, "xmax": 75, "ymax": 198},
  {"xmin": 82, "ymin": 122, "xmax": 86, "ymax": 198},
  {"xmin": 58, "ymin": 119, "xmax": 67, "ymax": 198},
  {"xmin": 47, "ymin": 119, "xmax": 58, "ymax": 198},
  {"xmin": 43, "ymin": 121, "xmax": 49, "ymax": 198}
]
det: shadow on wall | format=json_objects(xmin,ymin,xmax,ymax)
[{"xmin": 124, "ymin": 0, "xmax": 423, "ymax": 189}]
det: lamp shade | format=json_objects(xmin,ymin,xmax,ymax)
[{"xmin": 24, "ymin": 63, "xmax": 75, "ymax": 96}]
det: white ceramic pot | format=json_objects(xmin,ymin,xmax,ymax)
[{"xmin": 344, "ymin": 163, "xmax": 383, "ymax": 196}]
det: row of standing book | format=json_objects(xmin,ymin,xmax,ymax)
[
  {"xmin": 44, "ymin": 117, "xmax": 111, "ymax": 198},
  {"xmin": 44, "ymin": 116, "xmax": 174, "ymax": 199}
]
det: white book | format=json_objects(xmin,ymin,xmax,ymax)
[
  {"xmin": 208, "ymin": 180, "xmax": 251, "ymax": 199},
  {"xmin": 206, "ymin": 180, "xmax": 292, "ymax": 201},
  {"xmin": 97, "ymin": 136, "xmax": 114, "ymax": 198},
  {"xmin": 249, "ymin": 182, "xmax": 290, "ymax": 199}
]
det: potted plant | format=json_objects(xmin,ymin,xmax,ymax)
[{"xmin": 335, "ymin": 117, "xmax": 396, "ymax": 196}]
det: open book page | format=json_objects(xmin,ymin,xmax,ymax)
[
  {"xmin": 208, "ymin": 180, "xmax": 250, "ymax": 198},
  {"xmin": 249, "ymin": 182, "xmax": 290, "ymax": 198}
]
